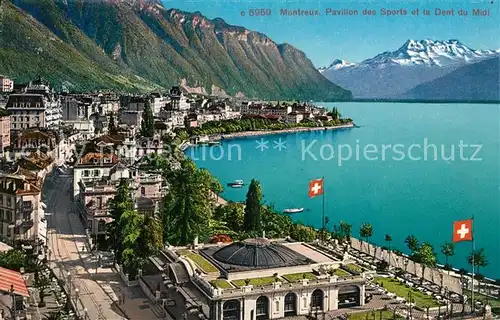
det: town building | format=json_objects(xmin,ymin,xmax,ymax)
[
  {"xmin": 6, "ymin": 80, "xmax": 62, "ymax": 130},
  {"xmin": 142, "ymin": 238, "xmax": 367, "ymax": 320},
  {"xmin": 0, "ymin": 109, "xmax": 11, "ymax": 153},
  {"xmin": 0, "ymin": 171, "xmax": 45, "ymax": 249},
  {"xmin": 168, "ymin": 86, "xmax": 190, "ymax": 111},
  {"xmin": 0, "ymin": 76, "xmax": 14, "ymax": 93},
  {"xmin": 286, "ymin": 112, "xmax": 304, "ymax": 124},
  {"xmin": 74, "ymin": 152, "xmax": 165, "ymax": 235}
]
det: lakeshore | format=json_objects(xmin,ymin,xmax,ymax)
[
  {"xmin": 219, "ymin": 122, "xmax": 355, "ymax": 140},
  {"xmin": 188, "ymin": 102, "xmax": 500, "ymax": 278}
]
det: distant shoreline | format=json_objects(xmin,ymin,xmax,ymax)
[
  {"xmin": 220, "ymin": 123, "xmax": 355, "ymax": 140},
  {"xmin": 335, "ymin": 98, "xmax": 500, "ymax": 104}
]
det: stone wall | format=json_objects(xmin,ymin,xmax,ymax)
[{"xmin": 350, "ymin": 238, "xmax": 462, "ymax": 294}]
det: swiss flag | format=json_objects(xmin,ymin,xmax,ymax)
[
  {"xmin": 453, "ymin": 219, "xmax": 473, "ymax": 243},
  {"xmin": 309, "ymin": 178, "xmax": 324, "ymax": 198}
]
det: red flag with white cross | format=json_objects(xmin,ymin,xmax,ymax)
[
  {"xmin": 453, "ymin": 219, "xmax": 473, "ymax": 243},
  {"xmin": 308, "ymin": 178, "xmax": 324, "ymax": 198}
]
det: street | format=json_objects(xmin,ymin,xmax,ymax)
[{"xmin": 45, "ymin": 169, "xmax": 165, "ymax": 320}]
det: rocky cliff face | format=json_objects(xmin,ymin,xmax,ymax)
[{"xmin": 3, "ymin": 0, "xmax": 351, "ymax": 100}]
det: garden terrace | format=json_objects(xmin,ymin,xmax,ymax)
[
  {"xmin": 177, "ymin": 249, "xmax": 218, "ymax": 274},
  {"xmin": 374, "ymin": 277, "xmax": 440, "ymax": 308},
  {"xmin": 348, "ymin": 310, "xmax": 404, "ymax": 320},
  {"xmin": 232, "ymin": 276, "xmax": 281, "ymax": 288},
  {"xmin": 281, "ymin": 272, "xmax": 317, "ymax": 282}
]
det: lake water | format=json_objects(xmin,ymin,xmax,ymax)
[{"xmin": 187, "ymin": 102, "xmax": 500, "ymax": 278}]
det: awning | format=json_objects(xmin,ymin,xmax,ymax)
[{"xmin": 0, "ymin": 267, "xmax": 30, "ymax": 297}]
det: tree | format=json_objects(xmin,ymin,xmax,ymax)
[
  {"xmin": 141, "ymin": 99, "xmax": 154, "ymax": 137},
  {"xmin": 0, "ymin": 249, "xmax": 28, "ymax": 271},
  {"xmin": 137, "ymin": 214, "xmax": 163, "ymax": 258},
  {"xmin": 213, "ymin": 203, "xmax": 245, "ymax": 232},
  {"xmin": 161, "ymin": 159, "xmax": 215, "ymax": 245},
  {"xmin": 290, "ymin": 224, "xmax": 317, "ymax": 242},
  {"xmin": 416, "ymin": 242, "xmax": 437, "ymax": 282},
  {"xmin": 120, "ymin": 210, "xmax": 145, "ymax": 278},
  {"xmin": 243, "ymin": 179, "xmax": 262, "ymax": 233},
  {"xmin": 107, "ymin": 178, "xmax": 134, "ymax": 263},
  {"xmin": 440, "ymin": 242, "xmax": 455, "ymax": 272},
  {"xmin": 405, "ymin": 235, "xmax": 420, "ymax": 256},
  {"xmin": 34, "ymin": 269, "xmax": 51, "ymax": 307},
  {"xmin": 385, "ymin": 234, "xmax": 393, "ymax": 264},
  {"xmin": 339, "ymin": 221, "xmax": 352, "ymax": 243},
  {"xmin": 327, "ymin": 107, "xmax": 341, "ymax": 120},
  {"xmin": 359, "ymin": 223, "xmax": 373, "ymax": 255},
  {"xmin": 467, "ymin": 248, "xmax": 488, "ymax": 275}
]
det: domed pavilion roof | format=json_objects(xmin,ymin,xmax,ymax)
[{"xmin": 212, "ymin": 238, "xmax": 310, "ymax": 269}]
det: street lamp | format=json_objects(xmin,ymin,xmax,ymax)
[
  {"xmin": 83, "ymin": 308, "xmax": 88, "ymax": 320},
  {"xmin": 407, "ymin": 291, "xmax": 413, "ymax": 320},
  {"xmin": 74, "ymin": 288, "xmax": 79, "ymax": 312}
]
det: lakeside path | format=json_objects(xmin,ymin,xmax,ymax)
[{"xmin": 219, "ymin": 123, "xmax": 355, "ymax": 139}]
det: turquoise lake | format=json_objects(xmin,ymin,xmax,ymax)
[{"xmin": 187, "ymin": 102, "xmax": 500, "ymax": 278}]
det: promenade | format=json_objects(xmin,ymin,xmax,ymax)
[{"xmin": 44, "ymin": 169, "xmax": 168, "ymax": 320}]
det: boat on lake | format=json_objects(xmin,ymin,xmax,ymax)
[
  {"xmin": 283, "ymin": 208, "xmax": 304, "ymax": 214},
  {"xmin": 227, "ymin": 180, "xmax": 244, "ymax": 187}
]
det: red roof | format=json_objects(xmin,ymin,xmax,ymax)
[{"xmin": 0, "ymin": 267, "xmax": 29, "ymax": 297}]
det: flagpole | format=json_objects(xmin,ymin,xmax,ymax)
[
  {"xmin": 471, "ymin": 215, "xmax": 475, "ymax": 313},
  {"xmin": 322, "ymin": 176, "xmax": 325, "ymax": 243}
]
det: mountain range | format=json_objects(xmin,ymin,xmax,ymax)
[
  {"xmin": 320, "ymin": 39, "xmax": 500, "ymax": 100},
  {"xmin": 0, "ymin": 0, "xmax": 352, "ymax": 100}
]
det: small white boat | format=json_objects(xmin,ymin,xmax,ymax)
[
  {"xmin": 227, "ymin": 180, "xmax": 244, "ymax": 187},
  {"xmin": 283, "ymin": 208, "xmax": 304, "ymax": 214}
]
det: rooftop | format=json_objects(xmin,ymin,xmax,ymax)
[{"xmin": 201, "ymin": 238, "xmax": 313, "ymax": 272}]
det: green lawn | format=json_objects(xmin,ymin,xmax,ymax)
[
  {"xmin": 210, "ymin": 279, "xmax": 233, "ymax": 289},
  {"xmin": 374, "ymin": 277, "xmax": 440, "ymax": 308},
  {"xmin": 177, "ymin": 249, "xmax": 218, "ymax": 273},
  {"xmin": 333, "ymin": 269, "xmax": 352, "ymax": 277},
  {"xmin": 348, "ymin": 310, "xmax": 404, "ymax": 320},
  {"xmin": 344, "ymin": 263, "xmax": 364, "ymax": 274},
  {"xmin": 232, "ymin": 276, "xmax": 280, "ymax": 287},
  {"xmin": 282, "ymin": 272, "xmax": 317, "ymax": 282}
]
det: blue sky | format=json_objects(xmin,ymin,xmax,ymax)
[{"xmin": 161, "ymin": 0, "xmax": 500, "ymax": 67}]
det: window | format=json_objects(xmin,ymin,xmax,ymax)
[
  {"xmin": 83, "ymin": 170, "xmax": 90, "ymax": 177},
  {"xmin": 7, "ymin": 197, "xmax": 11, "ymax": 207},
  {"xmin": 275, "ymin": 301, "xmax": 279, "ymax": 312},
  {"xmin": 0, "ymin": 209, "xmax": 4, "ymax": 220},
  {"xmin": 96, "ymin": 197, "xmax": 102, "ymax": 209},
  {"xmin": 6, "ymin": 227, "xmax": 11, "ymax": 237},
  {"xmin": 141, "ymin": 187, "xmax": 146, "ymax": 196},
  {"xmin": 94, "ymin": 169, "xmax": 100, "ymax": 177},
  {"xmin": 7, "ymin": 211, "xmax": 12, "ymax": 222},
  {"xmin": 0, "ymin": 196, "xmax": 3, "ymax": 205}
]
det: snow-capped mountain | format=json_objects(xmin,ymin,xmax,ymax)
[
  {"xmin": 362, "ymin": 39, "xmax": 500, "ymax": 67},
  {"xmin": 319, "ymin": 59, "xmax": 357, "ymax": 72},
  {"xmin": 320, "ymin": 39, "xmax": 500, "ymax": 99}
]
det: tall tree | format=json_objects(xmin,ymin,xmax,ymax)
[
  {"xmin": 417, "ymin": 242, "xmax": 437, "ymax": 282},
  {"xmin": 107, "ymin": 178, "xmax": 134, "ymax": 263},
  {"xmin": 137, "ymin": 214, "xmax": 163, "ymax": 258},
  {"xmin": 243, "ymin": 179, "xmax": 263, "ymax": 233},
  {"xmin": 385, "ymin": 234, "xmax": 393, "ymax": 264},
  {"xmin": 119, "ymin": 210, "xmax": 145, "ymax": 278},
  {"xmin": 339, "ymin": 221, "xmax": 352, "ymax": 243},
  {"xmin": 440, "ymin": 242, "xmax": 455, "ymax": 272},
  {"xmin": 141, "ymin": 99, "xmax": 154, "ymax": 137},
  {"xmin": 161, "ymin": 159, "xmax": 214, "ymax": 245},
  {"xmin": 405, "ymin": 235, "xmax": 420, "ymax": 256},
  {"xmin": 359, "ymin": 223, "xmax": 373, "ymax": 255},
  {"xmin": 467, "ymin": 248, "xmax": 488, "ymax": 275}
]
